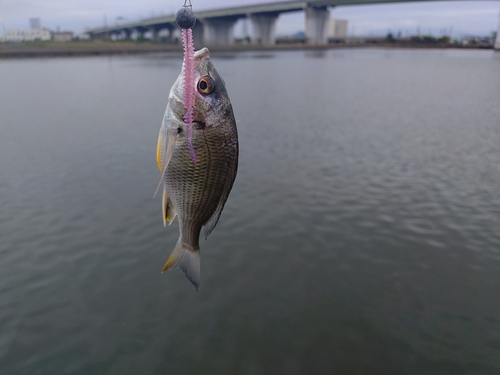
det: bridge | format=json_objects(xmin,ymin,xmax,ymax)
[{"xmin": 86, "ymin": 0, "xmax": 500, "ymax": 49}]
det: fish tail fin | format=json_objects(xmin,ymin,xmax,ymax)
[{"xmin": 161, "ymin": 237, "xmax": 200, "ymax": 291}]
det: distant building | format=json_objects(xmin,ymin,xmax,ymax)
[
  {"xmin": 30, "ymin": 18, "xmax": 41, "ymax": 30},
  {"xmin": 328, "ymin": 19, "xmax": 348, "ymax": 39},
  {"xmin": 5, "ymin": 28, "xmax": 51, "ymax": 42},
  {"xmin": 77, "ymin": 32, "xmax": 91, "ymax": 41},
  {"xmin": 53, "ymin": 31, "xmax": 74, "ymax": 42}
]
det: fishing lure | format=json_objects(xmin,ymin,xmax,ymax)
[{"xmin": 176, "ymin": 1, "xmax": 197, "ymax": 163}]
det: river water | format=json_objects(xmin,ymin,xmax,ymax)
[{"xmin": 1, "ymin": 48, "xmax": 499, "ymax": 374}]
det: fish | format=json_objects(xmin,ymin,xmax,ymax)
[{"xmin": 156, "ymin": 47, "xmax": 238, "ymax": 290}]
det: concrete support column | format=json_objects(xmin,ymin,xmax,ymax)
[
  {"xmin": 305, "ymin": 6, "xmax": 330, "ymax": 45},
  {"xmin": 163, "ymin": 24, "xmax": 176, "ymax": 43},
  {"xmin": 154, "ymin": 25, "xmax": 176, "ymax": 43},
  {"xmin": 150, "ymin": 27, "xmax": 159, "ymax": 42},
  {"xmin": 250, "ymin": 12, "xmax": 279, "ymax": 46},
  {"xmin": 192, "ymin": 22, "xmax": 204, "ymax": 47},
  {"xmin": 495, "ymin": 7, "xmax": 500, "ymax": 50},
  {"xmin": 133, "ymin": 28, "xmax": 144, "ymax": 40},
  {"xmin": 200, "ymin": 17, "xmax": 238, "ymax": 46}
]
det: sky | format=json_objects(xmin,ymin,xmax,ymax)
[{"xmin": 1, "ymin": 0, "xmax": 499, "ymax": 38}]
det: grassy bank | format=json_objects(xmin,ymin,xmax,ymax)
[{"xmin": 0, "ymin": 41, "xmax": 185, "ymax": 58}]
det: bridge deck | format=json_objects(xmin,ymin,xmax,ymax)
[{"xmin": 87, "ymin": 0, "xmax": 456, "ymax": 35}]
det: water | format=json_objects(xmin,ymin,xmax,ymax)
[{"xmin": 0, "ymin": 48, "xmax": 499, "ymax": 374}]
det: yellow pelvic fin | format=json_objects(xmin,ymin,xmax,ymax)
[
  {"xmin": 156, "ymin": 131, "xmax": 163, "ymax": 171},
  {"xmin": 153, "ymin": 129, "xmax": 176, "ymax": 199}
]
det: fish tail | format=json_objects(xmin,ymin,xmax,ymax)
[{"xmin": 161, "ymin": 237, "xmax": 201, "ymax": 291}]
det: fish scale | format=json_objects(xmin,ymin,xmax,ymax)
[{"xmin": 165, "ymin": 129, "xmax": 237, "ymax": 247}]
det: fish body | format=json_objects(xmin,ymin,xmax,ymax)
[{"xmin": 156, "ymin": 48, "xmax": 238, "ymax": 290}]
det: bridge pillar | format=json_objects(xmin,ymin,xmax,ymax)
[
  {"xmin": 200, "ymin": 17, "xmax": 238, "ymax": 46},
  {"xmin": 305, "ymin": 6, "xmax": 330, "ymax": 45},
  {"xmin": 133, "ymin": 28, "xmax": 144, "ymax": 40},
  {"xmin": 495, "ymin": 7, "xmax": 500, "ymax": 50},
  {"xmin": 250, "ymin": 12, "xmax": 279, "ymax": 46},
  {"xmin": 163, "ymin": 24, "xmax": 176, "ymax": 43},
  {"xmin": 150, "ymin": 27, "xmax": 159, "ymax": 42},
  {"xmin": 192, "ymin": 22, "xmax": 204, "ymax": 47}
]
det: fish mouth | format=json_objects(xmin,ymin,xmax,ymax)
[{"xmin": 194, "ymin": 47, "xmax": 210, "ymax": 62}]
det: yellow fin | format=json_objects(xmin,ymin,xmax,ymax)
[
  {"xmin": 153, "ymin": 128, "xmax": 176, "ymax": 199},
  {"xmin": 162, "ymin": 187, "xmax": 177, "ymax": 226},
  {"xmin": 161, "ymin": 250, "xmax": 179, "ymax": 273},
  {"xmin": 156, "ymin": 130, "xmax": 163, "ymax": 171}
]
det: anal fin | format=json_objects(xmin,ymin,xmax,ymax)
[{"xmin": 162, "ymin": 187, "xmax": 177, "ymax": 226}]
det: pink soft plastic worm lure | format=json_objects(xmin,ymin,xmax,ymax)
[{"xmin": 181, "ymin": 27, "xmax": 196, "ymax": 163}]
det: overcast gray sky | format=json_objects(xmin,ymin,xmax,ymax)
[{"xmin": 1, "ymin": 0, "xmax": 499, "ymax": 37}]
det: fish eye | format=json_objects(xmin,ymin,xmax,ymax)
[{"xmin": 197, "ymin": 76, "xmax": 215, "ymax": 96}]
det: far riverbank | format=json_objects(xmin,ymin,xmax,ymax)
[{"xmin": 0, "ymin": 40, "xmax": 495, "ymax": 59}]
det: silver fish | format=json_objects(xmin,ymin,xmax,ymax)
[{"xmin": 156, "ymin": 48, "xmax": 238, "ymax": 290}]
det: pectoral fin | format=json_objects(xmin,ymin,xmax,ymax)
[{"xmin": 162, "ymin": 187, "xmax": 177, "ymax": 226}]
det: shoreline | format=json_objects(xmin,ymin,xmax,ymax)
[{"xmin": 0, "ymin": 41, "xmax": 494, "ymax": 59}]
